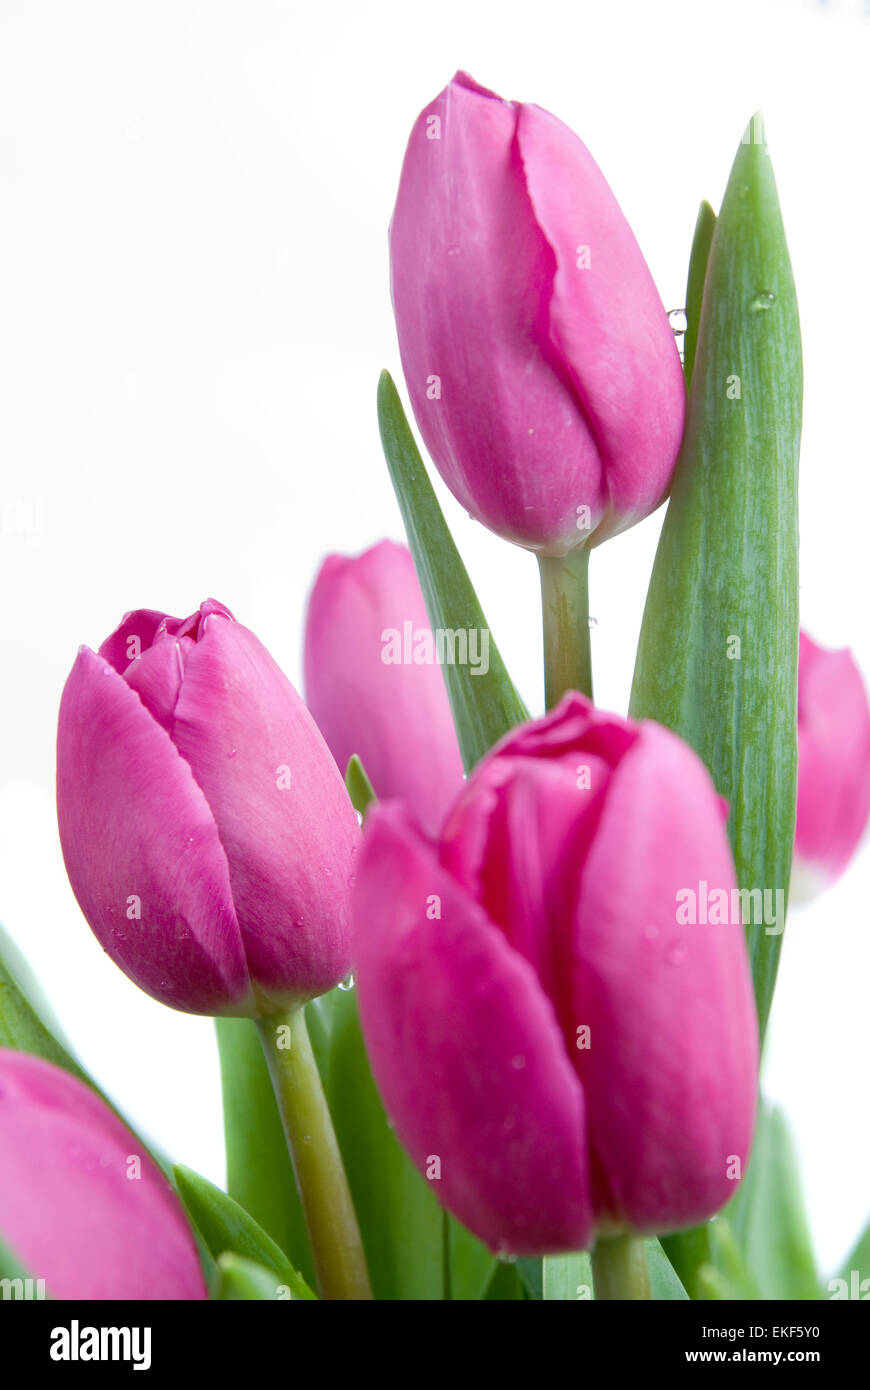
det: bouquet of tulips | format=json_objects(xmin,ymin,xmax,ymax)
[{"xmin": 2, "ymin": 73, "xmax": 869, "ymax": 1307}]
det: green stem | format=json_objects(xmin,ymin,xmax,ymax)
[
  {"xmin": 591, "ymin": 1233, "xmax": 651, "ymax": 1300},
  {"xmin": 538, "ymin": 547, "xmax": 593, "ymax": 708},
  {"xmin": 257, "ymin": 1008, "xmax": 372, "ymax": 1300}
]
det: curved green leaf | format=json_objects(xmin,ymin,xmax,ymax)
[
  {"xmin": 630, "ymin": 115, "xmax": 802, "ymax": 1040},
  {"xmin": 174, "ymin": 1164, "xmax": 316, "ymax": 1301},
  {"xmin": 377, "ymin": 370, "xmax": 528, "ymax": 771},
  {"xmin": 214, "ymin": 1252, "xmax": 298, "ymax": 1301},
  {"xmin": 214, "ymin": 1017, "xmax": 315, "ymax": 1289}
]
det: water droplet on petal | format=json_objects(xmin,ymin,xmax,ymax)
[
  {"xmin": 511, "ymin": 1055, "xmax": 526, "ymax": 1070},
  {"xmin": 644, "ymin": 923, "xmax": 660, "ymax": 941},
  {"xmin": 338, "ymin": 973, "xmax": 355, "ymax": 992},
  {"xmin": 666, "ymin": 941, "xmax": 688, "ymax": 966},
  {"xmin": 668, "ymin": 308, "xmax": 688, "ymax": 334},
  {"xmin": 227, "ymin": 748, "xmax": 237, "ymax": 758}
]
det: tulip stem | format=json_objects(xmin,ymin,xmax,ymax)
[
  {"xmin": 257, "ymin": 1008, "xmax": 372, "ymax": 1300},
  {"xmin": 538, "ymin": 548, "xmax": 594, "ymax": 707},
  {"xmin": 591, "ymin": 1233, "xmax": 651, "ymax": 1300}
]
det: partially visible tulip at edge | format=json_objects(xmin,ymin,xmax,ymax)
[
  {"xmin": 0, "ymin": 1051, "xmax": 206, "ymax": 1300},
  {"xmin": 353, "ymin": 693, "xmax": 758, "ymax": 1256},
  {"xmin": 304, "ymin": 540, "xmax": 464, "ymax": 835},
  {"xmin": 792, "ymin": 629, "xmax": 870, "ymax": 904},
  {"xmin": 57, "ymin": 599, "xmax": 360, "ymax": 1018},
  {"xmin": 390, "ymin": 71, "xmax": 685, "ymax": 557}
]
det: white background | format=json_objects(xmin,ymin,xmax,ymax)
[{"xmin": 0, "ymin": 0, "xmax": 867, "ymax": 1275}]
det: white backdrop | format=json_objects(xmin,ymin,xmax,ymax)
[{"xmin": 0, "ymin": 0, "xmax": 867, "ymax": 1275}]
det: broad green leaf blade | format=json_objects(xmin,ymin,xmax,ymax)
[
  {"xmin": 683, "ymin": 200, "xmax": 716, "ymax": 390},
  {"xmin": 377, "ymin": 370, "xmax": 528, "ymax": 771},
  {"xmin": 836, "ymin": 1221, "xmax": 870, "ymax": 1291},
  {"xmin": 645, "ymin": 1237, "xmax": 689, "ymax": 1300},
  {"xmin": 483, "ymin": 1261, "xmax": 527, "ymax": 1299},
  {"xmin": 322, "ymin": 985, "xmax": 443, "ymax": 1299},
  {"xmin": 0, "ymin": 1233, "xmax": 45, "ymax": 1297},
  {"xmin": 660, "ymin": 1224, "xmax": 716, "ymax": 1301},
  {"xmin": 174, "ymin": 1164, "xmax": 316, "ymax": 1301},
  {"xmin": 445, "ymin": 1215, "xmax": 497, "ymax": 1301},
  {"xmin": 515, "ymin": 1257, "xmax": 543, "ymax": 1300},
  {"xmin": 214, "ymin": 1017, "xmax": 315, "ymax": 1290},
  {"xmin": 725, "ymin": 1101, "xmax": 819, "ymax": 1299},
  {"xmin": 215, "ymin": 1252, "xmax": 297, "ymax": 1301},
  {"xmin": 542, "ymin": 1251, "xmax": 594, "ymax": 1300},
  {"xmin": 0, "ymin": 925, "xmax": 89, "ymax": 1081},
  {"xmin": 345, "ymin": 754, "xmax": 376, "ymax": 817},
  {"xmin": 630, "ymin": 115, "xmax": 801, "ymax": 1039}
]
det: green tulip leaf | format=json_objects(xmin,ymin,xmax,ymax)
[
  {"xmin": 723, "ymin": 1101, "xmax": 819, "ymax": 1300},
  {"xmin": 542, "ymin": 1251, "xmax": 595, "ymax": 1301},
  {"xmin": 214, "ymin": 1251, "xmax": 298, "ymax": 1301},
  {"xmin": 0, "ymin": 924, "xmax": 89, "ymax": 1081},
  {"xmin": 683, "ymin": 200, "xmax": 716, "ymax": 390},
  {"xmin": 645, "ymin": 1237, "xmax": 690, "ymax": 1300},
  {"xmin": 0, "ymin": 1233, "xmax": 46, "ymax": 1299},
  {"xmin": 831, "ymin": 1222, "xmax": 870, "ymax": 1301},
  {"xmin": 214, "ymin": 1017, "xmax": 315, "ymax": 1289},
  {"xmin": 630, "ymin": 114, "xmax": 801, "ymax": 1040},
  {"xmin": 173, "ymin": 1163, "xmax": 316, "ymax": 1301},
  {"xmin": 377, "ymin": 370, "xmax": 528, "ymax": 772},
  {"xmin": 345, "ymin": 754, "xmax": 376, "ymax": 817},
  {"xmin": 318, "ymin": 984, "xmax": 443, "ymax": 1299}
]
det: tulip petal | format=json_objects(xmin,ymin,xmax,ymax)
[
  {"xmin": 57, "ymin": 647, "xmax": 252, "ymax": 1015},
  {"xmin": 99, "ymin": 608, "xmax": 173, "ymax": 675},
  {"xmin": 0, "ymin": 1051, "xmax": 206, "ymax": 1299},
  {"xmin": 568, "ymin": 721, "xmax": 758, "ymax": 1232},
  {"xmin": 391, "ymin": 73, "xmax": 604, "ymax": 553},
  {"xmin": 795, "ymin": 631, "xmax": 870, "ymax": 887},
  {"xmin": 304, "ymin": 541, "xmax": 464, "ymax": 835},
  {"xmin": 516, "ymin": 101, "xmax": 685, "ymax": 537},
  {"xmin": 171, "ymin": 610, "xmax": 358, "ymax": 1007},
  {"xmin": 355, "ymin": 802, "xmax": 591, "ymax": 1256}
]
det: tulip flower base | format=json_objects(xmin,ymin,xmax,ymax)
[{"xmin": 1, "ymin": 74, "xmax": 867, "ymax": 1320}]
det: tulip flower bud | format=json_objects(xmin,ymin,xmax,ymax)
[
  {"xmin": 304, "ymin": 541, "xmax": 464, "ymax": 835},
  {"xmin": 792, "ymin": 630, "xmax": 870, "ymax": 903},
  {"xmin": 389, "ymin": 71, "xmax": 685, "ymax": 557},
  {"xmin": 0, "ymin": 1051, "xmax": 206, "ymax": 1299},
  {"xmin": 57, "ymin": 599, "xmax": 360, "ymax": 1017},
  {"xmin": 354, "ymin": 694, "xmax": 758, "ymax": 1256}
]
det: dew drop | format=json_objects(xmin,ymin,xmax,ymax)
[
  {"xmin": 511, "ymin": 1054, "xmax": 526, "ymax": 1070},
  {"xmin": 227, "ymin": 748, "xmax": 237, "ymax": 758},
  {"xmin": 446, "ymin": 244, "xmax": 460, "ymax": 257},
  {"xmin": 588, "ymin": 616, "xmax": 598, "ymax": 629},
  {"xmin": 338, "ymin": 973, "xmax": 355, "ymax": 992},
  {"xmin": 666, "ymin": 941, "xmax": 688, "ymax": 966},
  {"xmin": 668, "ymin": 308, "xmax": 688, "ymax": 334},
  {"xmin": 644, "ymin": 923, "xmax": 660, "ymax": 941},
  {"xmin": 751, "ymin": 290, "xmax": 776, "ymax": 312}
]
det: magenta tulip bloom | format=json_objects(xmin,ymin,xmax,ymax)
[
  {"xmin": 57, "ymin": 599, "xmax": 360, "ymax": 1017},
  {"xmin": 390, "ymin": 72, "xmax": 685, "ymax": 557},
  {"xmin": 354, "ymin": 694, "xmax": 758, "ymax": 1255},
  {"xmin": 0, "ymin": 1051, "xmax": 205, "ymax": 1300},
  {"xmin": 792, "ymin": 630, "xmax": 870, "ymax": 902},
  {"xmin": 304, "ymin": 541, "xmax": 464, "ymax": 835}
]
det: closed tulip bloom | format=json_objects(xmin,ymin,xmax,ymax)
[
  {"xmin": 57, "ymin": 599, "xmax": 360, "ymax": 1017},
  {"xmin": 354, "ymin": 694, "xmax": 758, "ymax": 1255},
  {"xmin": 0, "ymin": 1051, "xmax": 205, "ymax": 1300},
  {"xmin": 304, "ymin": 541, "xmax": 464, "ymax": 835},
  {"xmin": 792, "ymin": 630, "xmax": 870, "ymax": 902},
  {"xmin": 390, "ymin": 72, "xmax": 685, "ymax": 557}
]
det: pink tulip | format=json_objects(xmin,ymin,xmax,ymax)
[
  {"xmin": 0, "ymin": 1051, "xmax": 205, "ymax": 1300},
  {"xmin": 57, "ymin": 599, "xmax": 360, "ymax": 1017},
  {"xmin": 389, "ymin": 71, "xmax": 685, "ymax": 558},
  {"xmin": 354, "ymin": 694, "xmax": 758, "ymax": 1255},
  {"xmin": 792, "ymin": 630, "xmax": 870, "ymax": 902},
  {"xmin": 304, "ymin": 541, "xmax": 464, "ymax": 835}
]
